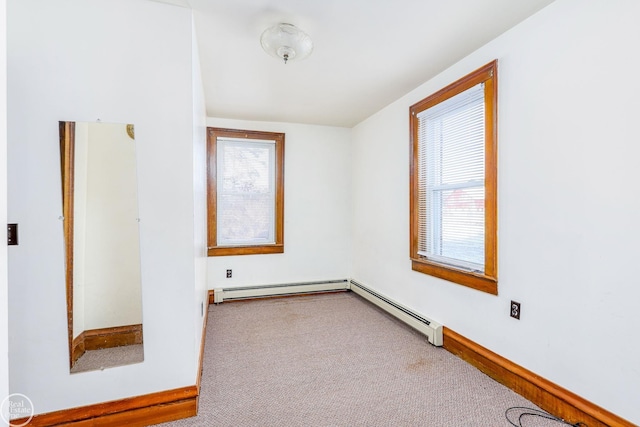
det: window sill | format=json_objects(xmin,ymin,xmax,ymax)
[
  {"xmin": 208, "ymin": 244, "xmax": 284, "ymax": 257},
  {"xmin": 411, "ymin": 258, "xmax": 497, "ymax": 295}
]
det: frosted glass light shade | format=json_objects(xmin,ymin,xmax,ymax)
[{"xmin": 260, "ymin": 23, "xmax": 313, "ymax": 64}]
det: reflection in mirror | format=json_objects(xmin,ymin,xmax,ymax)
[{"xmin": 60, "ymin": 121, "xmax": 144, "ymax": 373}]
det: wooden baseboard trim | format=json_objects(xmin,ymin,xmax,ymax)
[
  {"xmin": 71, "ymin": 333, "xmax": 86, "ymax": 366},
  {"xmin": 72, "ymin": 324, "xmax": 144, "ymax": 365},
  {"xmin": 17, "ymin": 294, "xmax": 212, "ymax": 426},
  {"xmin": 443, "ymin": 327, "xmax": 634, "ymax": 427},
  {"xmin": 12, "ymin": 386, "xmax": 197, "ymax": 427},
  {"xmin": 83, "ymin": 324, "xmax": 143, "ymax": 351}
]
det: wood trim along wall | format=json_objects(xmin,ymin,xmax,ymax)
[
  {"xmin": 71, "ymin": 333, "xmax": 86, "ymax": 366},
  {"xmin": 71, "ymin": 324, "xmax": 143, "ymax": 365},
  {"xmin": 83, "ymin": 324, "xmax": 143, "ymax": 351},
  {"xmin": 15, "ymin": 296, "xmax": 210, "ymax": 426},
  {"xmin": 11, "ymin": 386, "xmax": 198, "ymax": 427},
  {"xmin": 59, "ymin": 121, "xmax": 76, "ymax": 370},
  {"xmin": 443, "ymin": 327, "xmax": 635, "ymax": 427}
]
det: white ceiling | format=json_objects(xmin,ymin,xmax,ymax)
[{"xmin": 151, "ymin": 0, "xmax": 555, "ymax": 127}]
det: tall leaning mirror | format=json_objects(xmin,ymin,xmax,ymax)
[{"xmin": 59, "ymin": 121, "xmax": 144, "ymax": 373}]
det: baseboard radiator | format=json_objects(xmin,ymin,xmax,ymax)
[
  {"xmin": 349, "ymin": 280, "xmax": 443, "ymax": 347},
  {"xmin": 213, "ymin": 279, "xmax": 350, "ymax": 303},
  {"xmin": 213, "ymin": 278, "xmax": 443, "ymax": 347}
]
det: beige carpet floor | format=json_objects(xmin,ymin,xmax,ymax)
[
  {"xmin": 70, "ymin": 344, "xmax": 144, "ymax": 374},
  {"xmin": 159, "ymin": 291, "xmax": 573, "ymax": 427}
]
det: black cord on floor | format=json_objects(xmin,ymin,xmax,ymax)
[{"xmin": 505, "ymin": 407, "xmax": 588, "ymax": 427}]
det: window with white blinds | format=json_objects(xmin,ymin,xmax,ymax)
[
  {"xmin": 217, "ymin": 137, "xmax": 276, "ymax": 246},
  {"xmin": 207, "ymin": 127, "xmax": 285, "ymax": 256},
  {"xmin": 417, "ymin": 83, "xmax": 485, "ymax": 272},
  {"xmin": 409, "ymin": 60, "xmax": 497, "ymax": 294}
]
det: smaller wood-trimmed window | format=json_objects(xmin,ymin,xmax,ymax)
[
  {"xmin": 207, "ymin": 127, "xmax": 284, "ymax": 256},
  {"xmin": 409, "ymin": 60, "xmax": 497, "ymax": 294}
]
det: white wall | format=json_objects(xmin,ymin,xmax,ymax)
[
  {"xmin": 191, "ymin": 18, "xmax": 208, "ymax": 367},
  {"xmin": 0, "ymin": 0, "xmax": 9, "ymax": 424},
  {"xmin": 206, "ymin": 118, "xmax": 352, "ymax": 290},
  {"xmin": 7, "ymin": 0, "xmax": 203, "ymax": 414},
  {"xmin": 350, "ymin": 0, "xmax": 640, "ymax": 423}
]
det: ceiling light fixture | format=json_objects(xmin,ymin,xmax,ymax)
[{"xmin": 260, "ymin": 23, "xmax": 313, "ymax": 64}]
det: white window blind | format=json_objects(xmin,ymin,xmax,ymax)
[
  {"xmin": 417, "ymin": 83, "xmax": 485, "ymax": 272},
  {"xmin": 216, "ymin": 137, "xmax": 276, "ymax": 246}
]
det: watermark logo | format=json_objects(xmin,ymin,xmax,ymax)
[{"xmin": 1, "ymin": 394, "xmax": 34, "ymax": 426}]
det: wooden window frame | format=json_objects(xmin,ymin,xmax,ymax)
[
  {"xmin": 409, "ymin": 60, "xmax": 498, "ymax": 294},
  {"xmin": 207, "ymin": 127, "xmax": 285, "ymax": 256}
]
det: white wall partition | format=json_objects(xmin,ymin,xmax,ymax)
[
  {"xmin": 350, "ymin": 0, "xmax": 640, "ymax": 423},
  {"xmin": 0, "ymin": 0, "xmax": 9, "ymax": 422},
  {"xmin": 7, "ymin": 0, "xmax": 205, "ymax": 415},
  {"xmin": 206, "ymin": 118, "xmax": 352, "ymax": 290},
  {"xmin": 191, "ymin": 19, "xmax": 208, "ymax": 368}
]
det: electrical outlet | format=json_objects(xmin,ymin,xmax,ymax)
[
  {"xmin": 7, "ymin": 224, "xmax": 18, "ymax": 245},
  {"xmin": 226, "ymin": 269, "xmax": 232, "ymax": 278},
  {"xmin": 510, "ymin": 301, "xmax": 521, "ymax": 320}
]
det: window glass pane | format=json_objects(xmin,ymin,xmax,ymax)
[
  {"xmin": 418, "ymin": 83, "xmax": 485, "ymax": 271},
  {"xmin": 217, "ymin": 193, "xmax": 274, "ymax": 244},
  {"xmin": 440, "ymin": 103, "xmax": 484, "ymax": 185},
  {"xmin": 220, "ymin": 139, "xmax": 274, "ymax": 193},
  {"xmin": 217, "ymin": 139, "xmax": 276, "ymax": 245},
  {"xmin": 439, "ymin": 186, "xmax": 484, "ymax": 266}
]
